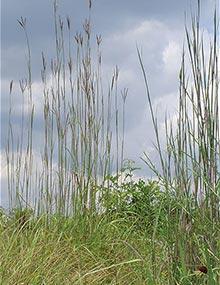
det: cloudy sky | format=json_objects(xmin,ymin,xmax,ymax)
[{"xmin": 1, "ymin": 0, "xmax": 217, "ymax": 207}]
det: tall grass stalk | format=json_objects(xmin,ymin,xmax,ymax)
[
  {"xmin": 138, "ymin": 1, "xmax": 219, "ymax": 281},
  {"xmin": 6, "ymin": 0, "xmax": 126, "ymax": 216}
]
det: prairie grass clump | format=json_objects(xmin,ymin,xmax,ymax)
[
  {"xmin": 6, "ymin": 0, "xmax": 127, "ymax": 216},
  {"xmin": 138, "ymin": 1, "xmax": 220, "ymax": 283}
]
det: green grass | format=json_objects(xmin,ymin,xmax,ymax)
[
  {"xmin": 1, "ymin": 203, "xmax": 220, "ymax": 284},
  {"xmin": 0, "ymin": 212, "xmax": 154, "ymax": 284}
]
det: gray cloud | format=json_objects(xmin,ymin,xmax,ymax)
[{"xmin": 1, "ymin": 0, "xmax": 213, "ymax": 80}]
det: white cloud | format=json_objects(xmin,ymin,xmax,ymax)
[
  {"xmin": 100, "ymin": 19, "xmax": 184, "ymax": 173},
  {"xmin": 162, "ymin": 41, "xmax": 182, "ymax": 76}
]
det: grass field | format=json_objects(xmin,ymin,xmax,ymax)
[
  {"xmin": 1, "ymin": 1, "xmax": 219, "ymax": 284},
  {"xmin": 1, "ymin": 196, "xmax": 220, "ymax": 284}
]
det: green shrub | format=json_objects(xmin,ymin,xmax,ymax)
[{"xmin": 100, "ymin": 168, "xmax": 167, "ymax": 231}]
